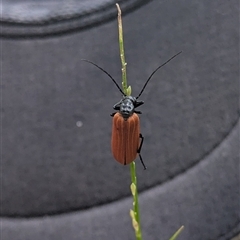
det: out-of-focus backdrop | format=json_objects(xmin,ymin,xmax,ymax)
[{"xmin": 1, "ymin": 0, "xmax": 239, "ymax": 239}]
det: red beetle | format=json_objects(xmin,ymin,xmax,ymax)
[
  {"xmin": 82, "ymin": 51, "xmax": 181, "ymax": 169},
  {"xmin": 111, "ymin": 112, "xmax": 142, "ymax": 166}
]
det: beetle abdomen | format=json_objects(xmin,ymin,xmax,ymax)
[{"xmin": 111, "ymin": 113, "xmax": 140, "ymax": 165}]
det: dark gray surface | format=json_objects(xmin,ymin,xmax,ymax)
[
  {"xmin": 1, "ymin": 0, "xmax": 239, "ymax": 239},
  {"xmin": 1, "ymin": 0, "xmax": 152, "ymax": 37},
  {"xmin": 2, "ymin": 120, "xmax": 239, "ymax": 240}
]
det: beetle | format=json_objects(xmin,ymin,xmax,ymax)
[{"xmin": 82, "ymin": 51, "xmax": 182, "ymax": 169}]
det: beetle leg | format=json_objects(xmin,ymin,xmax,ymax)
[
  {"xmin": 139, "ymin": 154, "xmax": 147, "ymax": 170},
  {"xmin": 134, "ymin": 100, "xmax": 144, "ymax": 108},
  {"xmin": 110, "ymin": 112, "xmax": 117, "ymax": 117},
  {"xmin": 138, "ymin": 134, "xmax": 147, "ymax": 170},
  {"xmin": 113, "ymin": 100, "xmax": 122, "ymax": 110},
  {"xmin": 134, "ymin": 110, "xmax": 142, "ymax": 114},
  {"xmin": 138, "ymin": 133, "xmax": 144, "ymax": 153}
]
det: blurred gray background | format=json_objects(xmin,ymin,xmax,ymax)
[{"xmin": 1, "ymin": 0, "xmax": 239, "ymax": 239}]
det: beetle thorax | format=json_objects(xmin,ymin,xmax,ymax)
[{"xmin": 119, "ymin": 96, "xmax": 136, "ymax": 120}]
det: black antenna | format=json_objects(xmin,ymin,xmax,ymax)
[
  {"xmin": 81, "ymin": 59, "xmax": 125, "ymax": 96},
  {"xmin": 136, "ymin": 51, "xmax": 182, "ymax": 99}
]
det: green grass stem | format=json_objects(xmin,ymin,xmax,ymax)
[
  {"xmin": 115, "ymin": 3, "xmax": 183, "ymax": 240},
  {"xmin": 116, "ymin": 3, "xmax": 142, "ymax": 240}
]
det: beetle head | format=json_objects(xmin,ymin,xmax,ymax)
[{"xmin": 120, "ymin": 96, "xmax": 136, "ymax": 119}]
